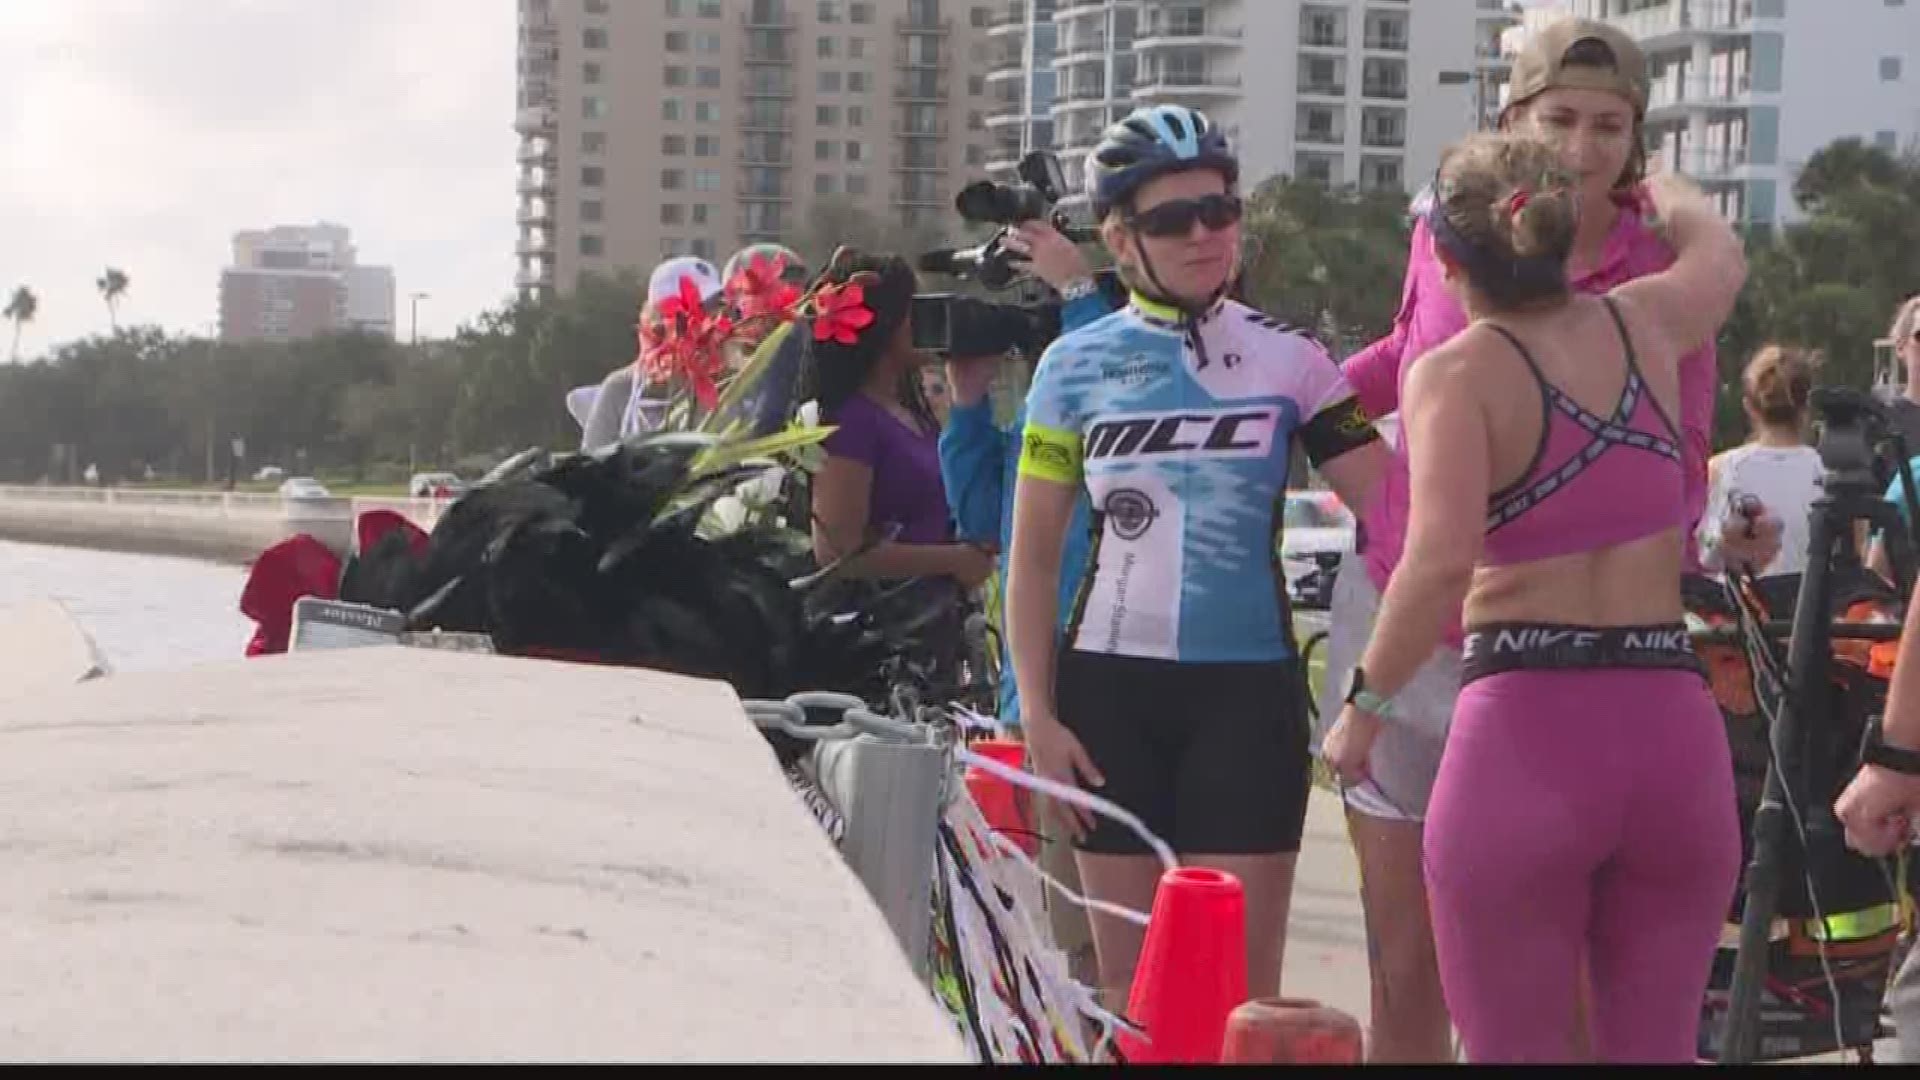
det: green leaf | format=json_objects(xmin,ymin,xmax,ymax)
[{"xmin": 692, "ymin": 423, "xmax": 837, "ymax": 475}]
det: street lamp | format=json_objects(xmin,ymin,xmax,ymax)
[{"xmin": 408, "ymin": 291, "xmax": 430, "ymax": 345}]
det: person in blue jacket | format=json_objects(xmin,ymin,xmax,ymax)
[
  {"xmin": 938, "ymin": 217, "xmax": 1114, "ymax": 987},
  {"xmin": 938, "ymin": 219, "xmax": 1115, "ymax": 727}
]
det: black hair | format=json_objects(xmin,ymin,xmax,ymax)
[{"xmin": 803, "ymin": 248, "xmax": 934, "ymax": 429}]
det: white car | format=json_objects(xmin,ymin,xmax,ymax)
[
  {"xmin": 277, "ymin": 477, "xmax": 331, "ymax": 500},
  {"xmin": 1279, "ymin": 489, "xmax": 1355, "ymax": 588}
]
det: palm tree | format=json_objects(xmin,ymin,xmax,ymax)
[
  {"xmin": 3, "ymin": 285, "xmax": 35, "ymax": 361},
  {"xmin": 96, "ymin": 268, "xmax": 129, "ymax": 331}
]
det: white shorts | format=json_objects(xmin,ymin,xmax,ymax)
[{"xmin": 1312, "ymin": 550, "xmax": 1461, "ymax": 823}]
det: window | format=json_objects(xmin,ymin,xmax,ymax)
[
  {"xmin": 666, "ymin": 30, "xmax": 689, "ymax": 52},
  {"xmin": 692, "ymin": 204, "xmax": 711, "ymax": 224},
  {"xmin": 661, "ymin": 238, "xmax": 687, "ymax": 258},
  {"xmin": 691, "ymin": 238, "xmax": 716, "ymax": 260},
  {"xmin": 1877, "ymin": 129, "xmax": 1899, "ymax": 151},
  {"xmin": 820, "ymin": 70, "xmax": 842, "ymax": 92},
  {"xmin": 819, "ymin": 36, "xmax": 836, "ymax": 58},
  {"xmin": 697, "ymin": 66, "xmax": 721, "ymax": 87},
  {"xmin": 580, "ymin": 235, "xmax": 604, "ymax": 257},
  {"xmin": 906, "ymin": 34, "xmax": 940, "ymax": 63},
  {"xmin": 666, "ymin": 66, "xmax": 688, "ymax": 87},
  {"xmin": 582, "ymin": 200, "xmax": 604, "ymax": 223},
  {"xmin": 662, "ymin": 99, "xmax": 681, "ymax": 121},
  {"xmin": 583, "ymin": 27, "xmax": 608, "ymax": 49},
  {"xmin": 848, "ymin": 71, "xmax": 868, "ymax": 92},
  {"xmin": 583, "ymin": 61, "xmax": 602, "ymax": 84},
  {"xmin": 817, "ymin": 139, "xmax": 836, "ymax": 160},
  {"xmin": 965, "ymin": 144, "xmax": 984, "ymax": 165},
  {"xmin": 666, "ymin": 0, "xmax": 683, "ymax": 13},
  {"xmin": 851, "ymin": 2, "xmax": 873, "ymax": 23},
  {"xmin": 820, "ymin": 0, "xmax": 841, "ymax": 21},
  {"xmin": 662, "ymin": 168, "xmax": 686, "ymax": 190},
  {"xmin": 663, "ymin": 134, "xmax": 687, "ymax": 155},
  {"xmin": 848, "ymin": 105, "xmax": 866, "ymax": 126},
  {"xmin": 581, "ymin": 165, "xmax": 605, "ymax": 186},
  {"xmin": 972, "ymin": 5, "xmax": 990, "ymax": 26},
  {"xmin": 585, "ymin": 0, "xmax": 609, "ymax": 12},
  {"xmin": 698, "ymin": 0, "xmax": 721, "ymax": 15},
  {"xmin": 816, "ymin": 174, "xmax": 837, "ymax": 195},
  {"xmin": 695, "ymin": 135, "xmax": 718, "ymax": 156},
  {"xmin": 697, "ymin": 32, "xmax": 722, "ymax": 53},
  {"xmin": 907, "ymin": 0, "xmax": 939, "ymax": 25},
  {"xmin": 849, "ymin": 37, "xmax": 866, "ymax": 58},
  {"xmin": 969, "ymin": 75, "xmax": 984, "ymax": 95},
  {"xmin": 1882, "ymin": 57, "xmax": 1904, "ymax": 80},
  {"xmin": 845, "ymin": 140, "xmax": 865, "ymax": 162},
  {"xmin": 583, "ymin": 95, "xmax": 606, "ymax": 120},
  {"xmin": 695, "ymin": 101, "xmax": 717, "ymax": 123},
  {"xmin": 581, "ymin": 131, "xmax": 606, "ymax": 153},
  {"xmin": 662, "ymin": 203, "xmax": 686, "ymax": 225},
  {"xmin": 815, "ymin": 104, "xmax": 836, "ymax": 125},
  {"xmin": 846, "ymin": 174, "xmax": 868, "ymax": 195},
  {"xmin": 968, "ymin": 110, "xmax": 983, "ymax": 131},
  {"xmin": 694, "ymin": 169, "xmax": 722, "ymax": 191}
]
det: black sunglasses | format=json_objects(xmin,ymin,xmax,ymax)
[{"xmin": 1127, "ymin": 193, "xmax": 1243, "ymax": 239}]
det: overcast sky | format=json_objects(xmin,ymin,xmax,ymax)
[{"xmin": 0, "ymin": 0, "xmax": 517, "ymax": 357}]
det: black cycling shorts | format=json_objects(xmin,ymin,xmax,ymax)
[{"xmin": 1054, "ymin": 649, "xmax": 1312, "ymax": 856}]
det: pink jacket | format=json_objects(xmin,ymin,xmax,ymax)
[{"xmin": 1343, "ymin": 194, "xmax": 1715, "ymax": 629}]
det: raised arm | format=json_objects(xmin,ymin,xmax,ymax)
[{"xmin": 1610, "ymin": 173, "xmax": 1748, "ymax": 357}]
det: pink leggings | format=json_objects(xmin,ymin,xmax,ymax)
[{"xmin": 1424, "ymin": 668, "xmax": 1741, "ymax": 1062}]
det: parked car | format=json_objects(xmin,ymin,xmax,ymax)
[
  {"xmin": 409, "ymin": 472, "xmax": 466, "ymax": 499},
  {"xmin": 1279, "ymin": 489, "xmax": 1356, "ymax": 591},
  {"xmin": 277, "ymin": 477, "xmax": 331, "ymax": 500}
]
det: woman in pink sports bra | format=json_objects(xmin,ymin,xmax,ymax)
[{"xmin": 1330, "ymin": 133, "xmax": 1747, "ymax": 1062}]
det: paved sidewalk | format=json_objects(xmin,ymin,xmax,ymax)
[{"xmin": 1281, "ymin": 788, "xmax": 1371, "ymax": 1022}]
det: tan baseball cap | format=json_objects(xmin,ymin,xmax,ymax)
[{"xmin": 1505, "ymin": 16, "xmax": 1649, "ymax": 118}]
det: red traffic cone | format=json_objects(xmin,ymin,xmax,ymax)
[
  {"xmin": 1116, "ymin": 867, "xmax": 1247, "ymax": 1063},
  {"xmin": 1221, "ymin": 997, "xmax": 1364, "ymax": 1063},
  {"xmin": 964, "ymin": 739, "xmax": 1037, "ymax": 857}
]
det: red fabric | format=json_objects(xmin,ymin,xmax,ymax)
[
  {"xmin": 354, "ymin": 508, "xmax": 430, "ymax": 560},
  {"xmin": 238, "ymin": 534, "xmax": 342, "ymax": 656}
]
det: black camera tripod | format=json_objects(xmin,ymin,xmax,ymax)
[{"xmin": 1716, "ymin": 387, "xmax": 1920, "ymax": 1063}]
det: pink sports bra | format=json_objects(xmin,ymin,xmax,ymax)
[{"xmin": 1480, "ymin": 297, "xmax": 1686, "ymax": 566}]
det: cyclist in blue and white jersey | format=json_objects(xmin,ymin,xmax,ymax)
[{"xmin": 1005, "ymin": 104, "xmax": 1388, "ymax": 1005}]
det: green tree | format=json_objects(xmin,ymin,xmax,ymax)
[
  {"xmin": 1238, "ymin": 175, "xmax": 1412, "ymax": 357},
  {"xmin": 95, "ymin": 268, "xmax": 129, "ymax": 331},
  {"xmin": 3, "ymin": 285, "xmax": 35, "ymax": 361}
]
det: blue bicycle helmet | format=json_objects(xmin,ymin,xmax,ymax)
[{"xmin": 1086, "ymin": 105, "xmax": 1239, "ymax": 221}]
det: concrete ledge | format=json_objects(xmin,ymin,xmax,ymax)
[{"xmin": 0, "ymin": 648, "xmax": 964, "ymax": 1062}]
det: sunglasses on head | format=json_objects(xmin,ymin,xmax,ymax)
[{"xmin": 1126, "ymin": 193, "xmax": 1243, "ymax": 239}]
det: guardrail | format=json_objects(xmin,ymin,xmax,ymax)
[{"xmin": 0, "ymin": 486, "xmax": 450, "ymax": 532}]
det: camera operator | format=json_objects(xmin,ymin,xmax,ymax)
[{"xmin": 937, "ymin": 217, "xmax": 1114, "ymax": 989}]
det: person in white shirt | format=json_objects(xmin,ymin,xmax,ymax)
[
  {"xmin": 572, "ymin": 256, "xmax": 726, "ymax": 451},
  {"xmin": 1699, "ymin": 345, "xmax": 1823, "ymax": 578}
]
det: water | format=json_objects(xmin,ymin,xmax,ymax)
[{"xmin": 0, "ymin": 539, "xmax": 252, "ymax": 673}]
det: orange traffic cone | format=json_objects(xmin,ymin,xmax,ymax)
[
  {"xmin": 1116, "ymin": 867, "xmax": 1247, "ymax": 1063},
  {"xmin": 964, "ymin": 738, "xmax": 1038, "ymax": 857},
  {"xmin": 1221, "ymin": 997, "xmax": 1364, "ymax": 1063}
]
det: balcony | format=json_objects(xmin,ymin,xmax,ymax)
[
  {"xmin": 1132, "ymin": 73, "xmax": 1242, "ymax": 102},
  {"xmin": 892, "ymin": 155, "xmax": 946, "ymax": 172},
  {"xmin": 1296, "ymin": 127, "xmax": 1345, "ymax": 147},
  {"xmin": 744, "ymin": 48, "xmax": 794, "ymax": 64},
  {"xmin": 514, "ymin": 267, "xmax": 548, "ymax": 291},
  {"xmin": 741, "ymin": 113, "xmax": 793, "ymax": 132},
  {"xmin": 1647, "ymin": 72, "xmax": 1754, "ymax": 115},
  {"xmin": 1675, "ymin": 145, "xmax": 1751, "ymax": 180},
  {"xmin": 1603, "ymin": 0, "xmax": 1756, "ymax": 49},
  {"xmin": 1056, "ymin": 0, "xmax": 1106, "ymax": 19},
  {"xmin": 895, "ymin": 82, "xmax": 949, "ymax": 102},
  {"xmin": 520, "ymin": 26, "xmax": 557, "ymax": 44},
  {"xmin": 516, "ymin": 175, "xmax": 553, "ymax": 197},
  {"xmin": 1361, "ymin": 129, "xmax": 1407, "ymax": 149},
  {"xmin": 1364, "ymin": 33, "xmax": 1409, "ymax": 52},
  {"xmin": 985, "ymin": 152, "xmax": 1022, "ymax": 175},
  {"xmin": 892, "ymin": 118, "xmax": 951, "ymax": 137},
  {"xmin": 985, "ymin": 109, "xmax": 1029, "ymax": 130},
  {"xmin": 988, "ymin": 12, "xmax": 1026, "ymax": 36},
  {"xmin": 515, "ymin": 233, "xmax": 550, "ymax": 257},
  {"xmin": 987, "ymin": 61, "xmax": 1026, "ymax": 83},
  {"xmin": 1361, "ymin": 81, "xmax": 1408, "ymax": 101},
  {"xmin": 896, "ymin": 16, "xmax": 951, "ymax": 34},
  {"xmin": 1136, "ymin": 24, "xmax": 1244, "ymax": 51},
  {"xmin": 516, "ymin": 140, "xmax": 556, "ymax": 166},
  {"xmin": 1053, "ymin": 37, "xmax": 1109, "ymax": 67},
  {"xmin": 742, "ymin": 81, "xmax": 796, "ymax": 98},
  {"xmin": 741, "ymin": 9, "xmax": 796, "ymax": 29},
  {"xmin": 516, "ymin": 203, "xmax": 552, "ymax": 227},
  {"xmin": 1297, "ymin": 78, "xmax": 1346, "ymax": 98}
]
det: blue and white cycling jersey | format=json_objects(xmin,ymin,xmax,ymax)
[{"xmin": 1018, "ymin": 292, "xmax": 1376, "ymax": 663}]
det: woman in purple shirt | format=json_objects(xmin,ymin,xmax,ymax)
[{"xmin": 808, "ymin": 250, "xmax": 995, "ymax": 590}]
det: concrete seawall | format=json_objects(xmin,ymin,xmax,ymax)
[
  {"xmin": 0, "ymin": 629, "xmax": 966, "ymax": 1061},
  {"xmin": 0, "ymin": 486, "xmax": 445, "ymax": 565}
]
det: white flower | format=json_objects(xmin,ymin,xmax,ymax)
[
  {"xmin": 709, "ymin": 494, "xmax": 748, "ymax": 535},
  {"xmin": 736, "ymin": 466, "xmax": 784, "ymax": 506},
  {"xmin": 796, "ymin": 399, "xmax": 821, "ymax": 428}
]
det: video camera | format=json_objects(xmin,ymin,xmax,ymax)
[
  {"xmin": 910, "ymin": 149, "xmax": 1116, "ymax": 360},
  {"xmin": 916, "ymin": 150, "xmax": 1099, "ymax": 292}
]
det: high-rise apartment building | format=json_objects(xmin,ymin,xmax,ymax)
[
  {"xmin": 979, "ymin": 0, "xmax": 1518, "ymax": 213},
  {"xmin": 1509, "ymin": 0, "xmax": 1919, "ymax": 227},
  {"xmin": 217, "ymin": 223, "xmax": 396, "ymax": 344},
  {"xmin": 514, "ymin": 0, "xmax": 1001, "ymax": 300}
]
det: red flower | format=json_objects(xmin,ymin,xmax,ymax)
[
  {"xmin": 635, "ymin": 272, "xmax": 733, "ymax": 410},
  {"xmin": 726, "ymin": 252, "xmax": 802, "ymax": 322},
  {"xmin": 809, "ymin": 279, "xmax": 876, "ymax": 345}
]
